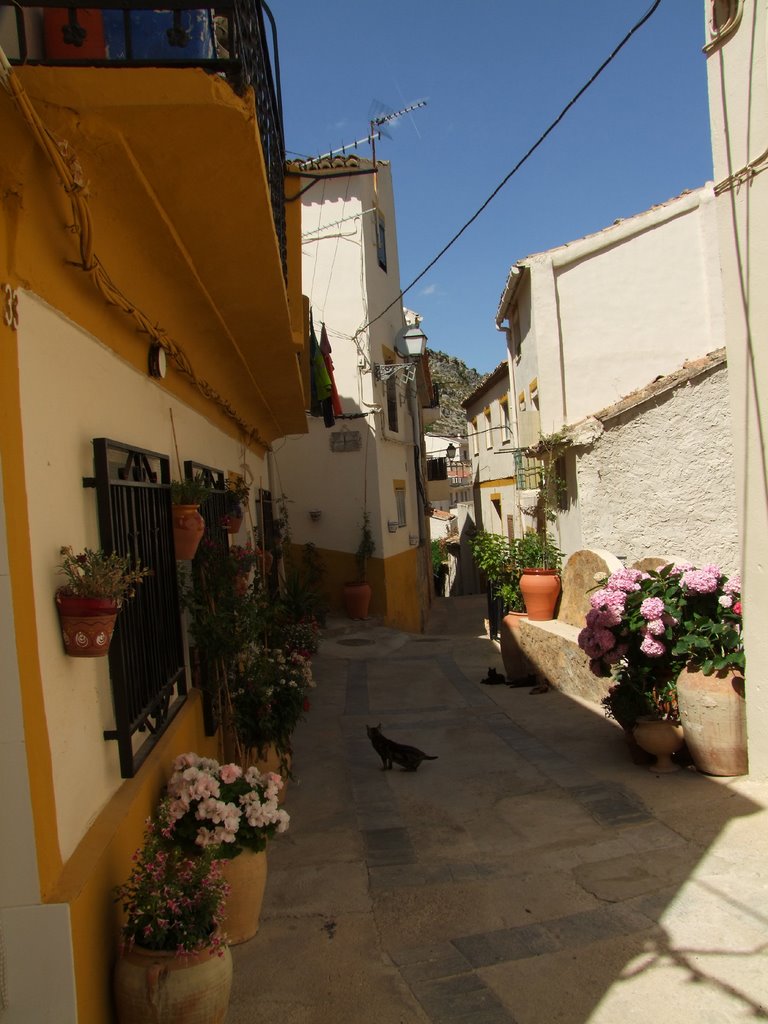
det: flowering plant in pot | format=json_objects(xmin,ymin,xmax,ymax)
[
  {"xmin": 222, "ymin": 474, "xmax": 249, "ymax": 534},
  {"xmin": 164, "ymin": 752, "xmax": 290, "ymax": 856},
  {"xmin": 229, "ymin": 646, "xmax": 315, "ymax": 770},
  {"xmin": 578, "ymin": 563, "xmax": 745, "ymax": 772},
  {"xmin": 112, "ymin": 803, "xmax": 233, "ymax": 1023},
  {"xmin": 55, "ymin": 546, "xmax": 151, "ymax": 656}
]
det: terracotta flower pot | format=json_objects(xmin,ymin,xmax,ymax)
[
  {"xmin": 55, "ymin": 592, "xmax": 120, "ymax": 657},
  {"xmin": 172, "ymin": 504, "xmax": 205, "ymax": 560},
  {"xmin": 220, "ymin": 849, "xmax": 268, "ymax": 945},
  {"xmin": 343, "ymin": 581, "xmax": 372, "ymax": 619},
  {"xmin": 633, "ymin": 716, "xmax": 684, "ymax": 773},
  {"xmin": 114, "ymin": 939, "xmax": 232, "ymax": 1023},
  {"xmin": 677, "ymin": 664, "xmax": 748, "ymax": 776},
  {"xmin": 519, "ymin": 568, "xmax": 561, "ymax": 621}
]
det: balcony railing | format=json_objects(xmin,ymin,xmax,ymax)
[{"xmin": 1, "ymin": 0, "xmax": 287, "ymax": 274}]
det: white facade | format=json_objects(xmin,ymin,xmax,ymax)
[
  {"xmin": 572, "ymin": 356, "xmax": 739, "ymax": 571},
  {"xmin": 274, "ymin": 158, "xmax": 431, "ymax": 629},
  {"xmin": 704, "ymin": 0, "xmax": 768, "ymax": 778},
  {"xmin": 463, "ymin": 362, "xmax": 520, "ymax": 539},
  {"xmin": 497, "ymin": 185, "xmax": 725, "ymax": 435}
]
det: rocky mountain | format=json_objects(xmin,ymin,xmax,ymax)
[{"xmin": 426, "ymin": 349, "xmax": 486, "ymax": 436}]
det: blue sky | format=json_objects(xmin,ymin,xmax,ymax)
[{"xmin": 274, "ymin": 1, "xmax": 714, "ymax": 375}]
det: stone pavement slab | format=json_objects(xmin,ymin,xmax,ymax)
[{"xmin": 227, "ymin": 597, "xmax": 768, "ymax": 1024}]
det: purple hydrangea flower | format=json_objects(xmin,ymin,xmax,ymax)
[{"xmin": 640, "ymin": 597, "xmax": 665, "ymax": 621}]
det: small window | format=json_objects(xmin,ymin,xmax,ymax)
[
  {"xmin": 472, "ymin": 418, "xmax": 479, "ymax": 456},
  {"xmin": 518, "ymin": 390, "xmax": 526, "ymax": 412},
  {"xmin": 500, "ymin": 397, "xmax": 511, "ymax": 444},
  {"xmin": 484, "ymin": 407, "xmax": 493, "ymax": 449},
  {"xmin": 395, "ymin": 484, "xmax": 407, "ymax": 526},
  {"xmin": 376, "ymin": 211, "xmax": 387, "ymax": 271}
]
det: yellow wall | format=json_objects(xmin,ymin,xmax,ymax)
[
  {"xmin": 289, "ymin": 543, "xmax": 424, "ymax": 634},
  {"xmin": 52, "ymin": 693, "xmax": 217, "ymax": 1024}
]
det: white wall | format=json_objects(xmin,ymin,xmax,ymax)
[
  {"xmin": 575, "ymin": 365, "xmax": 738, "ymax": 571},
  {"xmin": 510, "ymin": 187, "xmax": 724, "ymax": 433},
  {"xmin": 705, "ymin": 0, "xmax": 768, "ymax": 778},
  {"xmin": 18, "ymin": 293, "xmax": 267, "ymax": 860}
]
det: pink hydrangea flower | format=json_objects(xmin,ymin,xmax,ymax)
[
  {"xmin": 723, "ymin": 574, "xmax": 741, "ymax": 596},
  {"xmin": 681, "ymin": 567, "xmax": 720, "ymax": 594},
  {"xmin": 639, "ymin": 634, "xmax": 666, "ymax": 657},
  {"xmin": 640, "ymin": 597, "xmax": 665, "ymax": 621},
  {"xmin": 644, "ymin": 618, "xmax": 666, "ymax": 637},
  {"xmin": 606, "ymin": 568, "xmax": 647, "ymax": 593}
]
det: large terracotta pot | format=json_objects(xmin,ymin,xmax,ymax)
[
  {"xmin": 55, "ymin": 592, "xmax": 120, "ymax": 657},
  {"xmin": 220, "ymin": 849, "xmax": 268, "ymax": 945},
  {"xmin": 633, "ymin": 716, "xmax": 684, "ymax": 773},
  {"xmin": 677, "ymin": 664, "xmax": 748, "ymax": 776},
  {"xmin": 519, "ymin": 568, "xmax": 561, "ymax": 621},
  {"xmin": 114, "ymin": 940, "xmax": 232, "ymax": 1023},
  {"xmin": 499, "ymin": 611, "xmax": 533, "ymax": 682},
  {"xmin": 172, "ymin": 504, "xmax": 205, "ymax": 560},
  {"xmin": 343, "ymin": 581, "xmax": 372, "ymax": 619}
]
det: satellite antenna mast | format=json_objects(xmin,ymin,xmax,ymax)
[
  {"xmin": 300, "ymin": 100, "xmax": 427, "ymax": 166},
  {"xmin": 369, "ymin": 100, "xmax": 427, "ymax": 169}
]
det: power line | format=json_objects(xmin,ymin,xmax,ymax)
[{"xmin": 361, "ymin": 0, "xmax": 664, "ymax": 333}]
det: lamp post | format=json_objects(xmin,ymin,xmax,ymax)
[{"xmin": 394, "ymin": 322, "xmax": 428, "ymax": 359}]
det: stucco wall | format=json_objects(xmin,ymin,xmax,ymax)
[
  {"xmin": 575, "ymin": 365, "xmax": 739, "ymax": 572},
  {"xmin": 18, "ymin": 292, "xmax": 267, "ymax": 862}
]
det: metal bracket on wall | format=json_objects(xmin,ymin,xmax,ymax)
[{"xmin": 2, "ymin": 284, "xmax": 19, "ymax": 331}]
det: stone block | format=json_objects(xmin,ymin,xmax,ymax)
[{"xmin": 557, "ymin": 549, "xmax": 623, "ymax": 627}]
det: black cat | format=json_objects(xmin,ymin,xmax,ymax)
[
  {"xmin": 481, "ymin": 667, "xmax": 506, "ymax": 685},
  {"xmin": 366, "ymin": 724, "xmax": 438, "ymax": 771}
]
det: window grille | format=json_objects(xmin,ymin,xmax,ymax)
[
  {"xmin": 89, "ymin": 438, "xmax": 186, "ymax": 778},
  {"xmin": 386, "ymin": 365, "xmax": 399, "ymax": 433}
]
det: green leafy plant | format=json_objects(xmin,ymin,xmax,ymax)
[
  {"xmin": 56, "ymin": 546, "xmax": 151, "ymax": 601},
  {"xmin": 354, "ymin": 511, "xmax": 376, "ymax": 583},
  {"xmin": 521, "ymin": 429, "xmax": 569, "ymax": 568},
  {"xmin": 225, "ymin": 474, "xmax": 250, "ymax": 506},
  {"xmin": 114, "ymin": 804, "xmax": 229, "ymax": 955},
  {"xmin": 170, "ymin": 474, "xmax": 213, "ymax": 506},
  {"xmin": 230, "ymin": 646, "xmax": 315, "ymax": 763},
  {"xmin": 469, "ymin": 529, "xmax": 562, "ymax": 613}
]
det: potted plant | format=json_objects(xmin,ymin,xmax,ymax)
[
  {"xmin": 578, "ymin": 562, "xmax": 745, "ymax": 774},
  {"xmin": 112, "ymin": 804, "xmax": 233, "ymax": 1023},
  {"xmin": 343, "ymin": 510, "xmax": 375, "ymax": 619},
  {"xmin": 519, "ymin": 430, "xmax": 567, "ymax": 620},
  {"xmin": 229, "ymin": 645, "xmax": 315, "ymax": 782},
  {"xmin": 222, "ymin": 474, "xmax": 249, "ymax": 535},
  {"xmin": 165, "ymin": 752, "xmax": 290, "ymax": 944},
  {"xmin": 55, "ymin": 545, "xmax": 150, "ymax": 657},
  {"xmin": 170, "ymin": 474, "xmax": 213, "ymax": 560}
]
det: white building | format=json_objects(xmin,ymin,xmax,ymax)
[
  {"xmin": 495, "ymin": 184, "xmax": 737, "ymax": 566},
  {"xmin": 703, "ymin": 0, "xmax": 768, "ymax": 777},
  {"xmin": 275, "ymin": 156, "xmax": 433, "ymax": 632}
]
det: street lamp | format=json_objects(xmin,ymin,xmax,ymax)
[
  {"xmin": 445, "ymin": 443, "xmax": 457, "ymax": 461},
  {"xmin": 394, "ymin": 322, "xmax": 428, "ymax": 359}
]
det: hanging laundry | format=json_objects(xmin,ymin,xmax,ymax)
[
  {"xmin": 320, "ymin": 322, "xmax": 343, "ymax": 417},
  {"xmin": 309, "ymin": 310, "xmax": 334, "ymax": 425}
]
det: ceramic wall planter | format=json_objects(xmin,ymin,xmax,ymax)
[
  {"xmin": 632, "ymin": 716, "xmax": 684, "ymax": 773},
  {"xmin": 172, "ymin": 503, "xmax": 205, "ymax": 560},
  {"xmin": 343, "ymin": 581, "xmax": 372, "ymax": 619},
  {"xmin": 519, "ymin": 568, "xmax": 561, "ymax": 621},
  {"xmin": 55, "ymin": 592, "xmax": 120, "ymax": 657},
  {"xmin": 114, "ymin": 940, "xmax": 232, "ymax": 1023},
  {"xmin": 220, "ymin": 849, "xmax": 268, "ymax": 945},
  {"xmin": 224, "ymin": 505, "xmax": 243, "ymax": 535},
  {"xmin": 677, "ymin": 664, "xmax": 748, "ymax": 776}
]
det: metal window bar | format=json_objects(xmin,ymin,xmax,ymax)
[
  {"xmin": 513, "ymin": 449, "xmax": 543, "ymax": 490},
  {"xmin": 89, "ymin": 438, "xmax": 186, "ymax": 778},
  {"xmin": 2, "ymin": 0, "xmax": 286, "ymax": 277}
]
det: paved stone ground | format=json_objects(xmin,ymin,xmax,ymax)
[{"xmin": 226, "ymin": 596, "xmax": 768, "ymax": 1024}]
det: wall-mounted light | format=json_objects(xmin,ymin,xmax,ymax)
[
  {"xmin": 395, "ymin": 322, "xmax": 428, "ymax": 359},
  {"xmin": 445, "ymin": 443, "xmax": 457, "ymax": 460},
  {"xmin": 148, "ymin": 343, "xmax": 167, "ymax": 379},
  {"xmin": 387, "ymin": 520, "xmax": 399, "ymax": 533}
]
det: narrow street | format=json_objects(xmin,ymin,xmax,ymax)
[{"xmin": 226, "ymin": 596, "xmax": 768, "ymax": 1024}]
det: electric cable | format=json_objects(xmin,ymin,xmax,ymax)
[{"xmin": 360, "ymin": 0, "xmax": 664, "ymax": 333}]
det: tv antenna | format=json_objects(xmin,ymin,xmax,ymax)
[{"xmin": 301, "ymin": 99, "xmax": 427, "ymax": 166}]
